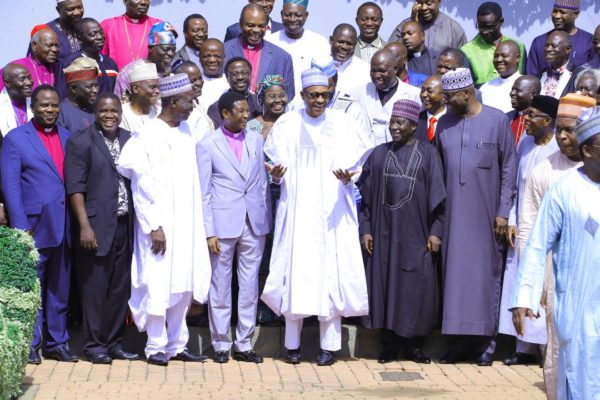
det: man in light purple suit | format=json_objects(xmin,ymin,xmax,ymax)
[{"xmin": 197, "ymin": 90, "xmax": 271, "ymax": 364}]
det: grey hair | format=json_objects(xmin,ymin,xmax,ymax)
[{"xmin": 574, "ymin": 68, "xmax": 600, "ymax": 88}]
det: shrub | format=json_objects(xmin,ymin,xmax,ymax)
[{"xmin": 0, "ymin": 226, "xmax": 40, "ymax": 400}]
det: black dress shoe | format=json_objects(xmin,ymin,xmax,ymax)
[
  {"xmin": 476, "ymin": 351, "xmax": 494, "ymax": 367},
  {"xmin": 85, "ymin": 352, "xmax": 112, "ymax": 364},
  {"xmin": 171, "ymin": 349, "xmax": 208, "ymax": 362},
  {"xmin": 109, "ymin": 347, "xmax": 141, "ymax": 361},
  {"xmin": 42, "ymin": 347, "xmax": 78, "ymax": 362},
  {"xmin": 214, "ymin": 351, "xmax": 229, "ymax": 363},
  {"xmin": 438, "ymin": 350, "xmax": 466, "ymax": 364},
  {"xmin": 317, "ymin": 349, "xmax": 335, "ymax": 366},
  {"xmin": 407, "ymin": 347, "xmax": 432, "ymax": 364},
  {"xmin": 503, "ymin": 352, "xmax": 538, "ymax": 366},
  {"xmin": 29, "ymin": 348, "xmax": 41, "ymax": 365},
  {"xmin": 233, "ymin": 350, "xmax": 263, "ymax": 363},
  {"xmin": 377, "ymin": 350, "xmax": 399, "ymax": 364},
  {"xmin": 285, "ymin": 348, "xmax": 301, "ymax": 364},
  {"xmin": 147, "ymin": 352, "xmax": 168, "ymax": 366}
]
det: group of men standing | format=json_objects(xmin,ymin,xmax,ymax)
[{"xmin": 0, "ymin": 0, "xmax": 599, "ymax": 399}]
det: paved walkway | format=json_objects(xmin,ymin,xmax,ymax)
[{"xmin": 22, "ymin": 357, "xmax": 547, "ymax": 400}]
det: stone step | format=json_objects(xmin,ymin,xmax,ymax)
[{"xmin": 66, "ymin": 322, "xmax": 516, "ymax": 360}]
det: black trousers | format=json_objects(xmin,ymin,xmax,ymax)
[
  {"xmin": 76, "ymin": 215, "xmax": 131, "ymax": 353},
  {"xmin": 381, "ymin": 329, "xmax": 425, "ymax": 352}
]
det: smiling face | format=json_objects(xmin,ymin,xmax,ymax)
[
  {"xmin": 330, "ymin": 26, "xmax": 357, "ymax": 63},
  {"xmin": 184, "ymin": 17, "xmax": 208, "ymax": 50},
  {"xmin": 356, "ymin": 5, "xmax": 383, "ymax": 42},
  {"xmin": 148, "ymin": 44, "xmax": 177, "ymax": 74},
  {"xmin": 241, "ymin": 7, "xmax": 268, "ymax": 46},
  {"xmin": 281, "ymin": 3, "xmax": 308, "ymax": 37},
  {"xmin": 226, "ymin": 60, "xmax": 252, "ymax": 93},
  {"xmin": 301, "ymin": 85, "xmax": 330, "ymax": 118},
  {"xmin": 223, "ymin": 99, "xmax": 250, "ymax": 131},
  {"xmin": 414, "ymin": 0, "xmax": 441, "ymax": 23},
  {"xmin": 69, "ymin": 78, "xmax": 99, "ymax": 109},
  {"xmin": 510, "ymin": 77, "xmax": 538, "ymax": 111},
  {"xmin": 544, "ymin": 31, "xmax": 571, "ymax": 69},
  {"xmin": 551, "ymin": 7, "xmax": 578, "ymax": 31},
  {"xmin": 389, "ymin": 116, "xmax": 416, "ymax": 144},
  {"xmin": 370, "ymin": 50, "xmax": 398, "ymax": 91},
  {"xmin": 493, "ymin": 41, "xmax": 520, "ymax": 78},
  {"xmin": 131, "ymin": 78, "xmax": 160, "ymax": 106},
  {"xmin": 200, "ymin": 39, "xmax": 225, "ymax": 76},
  {"xmin": 32, "ymin": 29, "xmax": 60, "ymax": 65},
  {"xmin": 57, "ymin": 0, "xmax": 84, "ymax": 28},
  {"xmin": 32, "ymin": 89, "xmax": 60, "ymax": 128},
  {"xmin": 400, "ymin": 22, "xmax": 425, "ymax": 53},
  {"xmin": 4, "ymin": 65, "xmax": 33, "ymax": 101},
  {"xmin": 263, "ymin": 85, "xmax": 288, "ymax": 116},
  {"xmin": 181, "ymin": 64, "xmax": 204, "ymax": 99},
  {"xmin": 523, "ymin": 106, "xmax": 551, "ymax": 135},
  {"xmin": 95, "ymin": 97, "xmax": 122, "ymax": 134},
  {"xmin": 420, "ymin": 76, "xmax": 444, "ymax": 113}
]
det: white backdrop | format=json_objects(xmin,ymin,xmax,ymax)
[{"xmin": 2, "ymin": 0, "xmax": 598, "ymax": 66}]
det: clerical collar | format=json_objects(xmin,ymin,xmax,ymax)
[
  {"xmin": 124, "ymin": 14, "xmax": 147, "ymax": 24},
  {"xmin": 221, "ymin": 124, "xmax": 244, "ymax": 138},
  {"xmin": 241, "ymin": 39, "xmax": 263, "ymax": 51},
  {"xmin": 32, "ymin": 120, "xmax": 55, "ymax": 133},
  {"xmin": 379, "ymin": 80, "xmax": 399, "ymax": 94},
  {"xmin": 413, "ymin": 51, "xmax": 422, "ymax": 58}
]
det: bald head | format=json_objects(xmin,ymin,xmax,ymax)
[
  {"xmin": 2, "ymin": 63, "xmax": 33, "ymax": 102},
  {"xmin": 545, "ymin": 30, "xmax": 572, "ymax": 69},
  {"xmin": 370, "ymin": 49, "xmax": 399, "ymax": 91},
  {"xmin": 493, "ymin": 40, "xmax": 520, "ymax": 78},
  {"xmin": 31, "ymin": 28, "xmax": 60, "ymax": 65},
  {"xmin": 241, "ymin": 3, "xmax": 268, "ymax": 23},
  {"xmin": 420, "ymin": 74, "xmax": 444, "ymax": 114},
  {"xmin": 510, "ymin": 75, "xmax": 541, "ymax": 111},
  {"xmin": 385, "ymin": 42, "xmax": 408, "ymax": 73},
  {"xmin": 240, "ymin": 4, "xmax": 268, "ymax": 46},
  {"xmin": 200, "ymin": 38, "xmax": 225, "ymax": 76}
]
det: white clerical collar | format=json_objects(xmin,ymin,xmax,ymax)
[
  {"xmin": 44, "ymin": 127, "xmax": 53, "ymax": 133},
  {"xmin": 413, "ymin": 51, "xmax": 422, "ymax": 58},
  {"xmin": 130, "ymin": 18, "xmax": 139, "ymax": 23}
]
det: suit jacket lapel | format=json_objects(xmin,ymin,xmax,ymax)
[
  {"xmin": 25, "ymin": 123, "xmax": 61, "ymax": 179},
  {"xmin": 91, "ymin": 128, "xmax": 118, "ymax": 172},
  {"xmin": 214, "ymin": 130, "xmax": 245, "ymax": 177}
]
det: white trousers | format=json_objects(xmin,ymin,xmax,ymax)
[
  {"xmin": 284, "ymin": 316, "xmax": 342, "ymax": 352},
  {"xmin": 145, "ymin": 292, "xmax": 192, "ymax": 358}
]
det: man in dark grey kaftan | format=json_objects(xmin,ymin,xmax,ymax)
[
  {"xmin": 435, "ymin": 68, "xmax": 516, "ymax": 366},
  {"xmin": 359, "ymin": 99, "xmax": 446, "ymax": 364}
]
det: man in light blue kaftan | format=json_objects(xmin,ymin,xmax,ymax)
[{"xmin": 510, "ymin": 106, "xmax": 600, "ymax": 400}]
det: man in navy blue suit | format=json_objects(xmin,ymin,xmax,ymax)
[
  {"xmin": 224, "ymin": 3, "xmax": 295, "ymax": 99},
  {"xmin": 224, "ymin": 0, "xmax": 284, "ymax": 42},
  {"xmin": 0, "ymin": 85, "xmax": 77, "ymax": 365}
]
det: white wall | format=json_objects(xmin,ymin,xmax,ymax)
[{"xmin": 2, "ymin": 0, "xmax": 598, "ymax": 66}]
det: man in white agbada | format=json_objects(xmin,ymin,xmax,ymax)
[
  {"xmin": 261, "ymin": 68, "xmax": 372, "ymax": 366},
  {"xmin": 498, "ymin": 95, "xmax": 559, "ymax": 365},
  {"xmin": 267, "ymin": 0, "xmax": 330, "ymax": 98},
  {"xmin": 119, "ymin": 62, "xmax": 160, "ymax": 133},
  {"xmin": 173, "ymin": 60, "xmax": 215, "ymax": 142},
  {"xmin": 329, "ymin": 23, "xmax": 371, "ymax": 101},
  {"xmin": 198, "ymin": 39, "xmax": 229, "ymax": 111},
  {"xmin": 118, "ymin": 73, "xmax": 211, "ymax": 366},
  {"xmin": 480, "ymin": 41, "xmax": 522, "ymax": 113},
  {"xmin": 359, "ymin": 48, "xmax": 421, "ymax": 145},
  {"xmin": 511, "ymin": 105, "xmax": 600, "ymax": 400}
]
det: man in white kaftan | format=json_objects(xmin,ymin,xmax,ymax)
[
  {"xmin": 480, "ymin": 41, "xmax": 522, "ymax": 113},
  {"xmin": 119, "ymin": 63, "xmax": 160, "ymax": 134},
  {"xmin": 267, "ymin": 1, "xmax": 330, "ymax": 99},
  {"xmin": 511, "ymin": 106, "xmax": 600, "ymax": 400},
  {"xmin": 359, "ymin": 49, "xmax": 421, "ymax": 146},
  {"xmin": 118, "ymin": 74, "xmax": 211, "ymax": 365},
  {"xmin": 261, "ymin": 68, "xmax": 372, "ymax": 366},
  {"xmin": 330, "ymin": 24, "xmax": 372, "ymax": 101},
  {"xmin": 498, "ymin": 95, "xmax": 559, "ymax": 364}
]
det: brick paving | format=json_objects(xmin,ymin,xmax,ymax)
[{"xmin": 21, "ymin": 357, "xmax": 547, "ymax": 400}]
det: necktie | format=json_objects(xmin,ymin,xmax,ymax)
[
  {"xmin": 511, "ymin": 113, "xmax": 526, "ymax": 144},
  {"xmin": 428, "ymin": 116, "xmax": 437, "ymax": 142}
]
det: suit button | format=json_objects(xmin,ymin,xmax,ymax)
[
  {"xmin": 244, "ymin": 191, "xmax": 247, "ymax": 195},
  {"xmin": 61, "ymin": 200, "xmax": 64, "ymax": 205}
]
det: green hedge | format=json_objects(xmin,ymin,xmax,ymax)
[{"xmin": 0, "ymin": 226, "xmax": 40, "ymax": 400}]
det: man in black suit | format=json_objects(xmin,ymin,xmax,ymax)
[
  {"xmin": 64, "ymin": 92, "xmax": 139, "ymax": 364},
  {"xmin": 224, "ymin": 0, "xmax": 283, "ymax": 42}
]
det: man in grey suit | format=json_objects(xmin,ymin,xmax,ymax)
[
  {"xmin": 197, "ymin": 91, "xmax": 271, "ymax": 364},
  {"xmin": 173, "ymin": 14, "xmax": 208, "ymax": 69}
]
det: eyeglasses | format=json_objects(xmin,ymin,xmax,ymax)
[
  {"xmin": 524, "ymin": 111, "xmax": 549, "ymax": 119},
  {"xmin": 265, "ymin": 94, "xmax": 287, "ymax": 102},
  {"xmin": 304, "ymin": 91, "xmax": 331, "ymax": 100},
  {"xmin": 228, "ymin": 71, "xmax": 250, "ymax": 78}
]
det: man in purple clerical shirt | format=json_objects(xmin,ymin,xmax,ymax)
[{"xmin": 197, "ymin": 90, "xmax": 271, "ymax": 365}]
